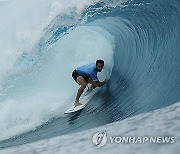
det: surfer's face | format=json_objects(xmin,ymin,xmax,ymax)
[{"xmin": 96, "ymin": 63, "xmax": 104, "ymax": 72}]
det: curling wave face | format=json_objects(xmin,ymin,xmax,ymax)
[{"xmin": 1, "ymin": 0, "xmax": 180, "ymax": 149}]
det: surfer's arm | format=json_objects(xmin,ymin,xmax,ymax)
[
  {"xmin": 91, "ymin": 80, "xmax": 106, "ymax": 87},
  {"xmin": 89, "ymin": 73, "xmax": 106, "ymax": 87}
]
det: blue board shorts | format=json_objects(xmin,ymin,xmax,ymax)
[{"xmin": 72, "ymin": 70, "xmax": 89, "ymax": 83}]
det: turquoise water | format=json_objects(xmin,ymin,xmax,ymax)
[{"xmin": 0, "ymin": 0, "xmax": 180, "ymax": 149}]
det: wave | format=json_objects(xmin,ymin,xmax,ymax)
[
  {"xmin": 1, "ymin": 0, "xmax": 180, "ymax": 148},
  {"xmin": 0, "ymin": 0, "xmax": 116, "ymax": 142}
]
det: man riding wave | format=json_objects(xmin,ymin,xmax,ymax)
[{"xmin": 72, "ymin": 59, "xmax": 106, "ymax": 106}]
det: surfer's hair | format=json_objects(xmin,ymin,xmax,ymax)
[{"xmin": 96, "ymin": 59, "xmax": 104, "ymax": 66}]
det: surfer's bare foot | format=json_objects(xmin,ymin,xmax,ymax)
[{"xmin": 74, "ymin": 100, "xmax": 82, "ymax": 106}]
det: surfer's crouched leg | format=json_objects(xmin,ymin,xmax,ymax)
[{"xmin": 75, "ymin": 77, "xmax": 87, "ymax": 106}]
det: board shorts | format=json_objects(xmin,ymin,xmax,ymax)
[{"xmin": 72, "ymin": 70, "xmax": 89, "ymax": 83}]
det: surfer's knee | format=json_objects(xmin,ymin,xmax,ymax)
[{"xmin": 77, "ymin": 76, "xmax": 87, "ymax": 85}]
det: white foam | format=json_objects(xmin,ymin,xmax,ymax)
[
  {"xmin": 0, "ymin": 0, "xmax": 101, "ymax": 83},
  {"xmin": 0, "ymin": 0, "xmax": 54, "ymax": 82}
]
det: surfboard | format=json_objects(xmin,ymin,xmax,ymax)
[{"xmin": 64, "ymin": 90, "xmax": 95, "ymax": 114}]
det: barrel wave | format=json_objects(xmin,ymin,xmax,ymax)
[{"xmin": 0, "ymin": 0, "xmax": 180, "ymax": 149}]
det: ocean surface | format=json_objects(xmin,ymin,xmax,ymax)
[
  {"xmin": 0, "ymin": 0, "xmax": 180, "ymax": 152},
  {"xmin": 1, "ymin": 101, "xmax": 180, "ymax": 154}
]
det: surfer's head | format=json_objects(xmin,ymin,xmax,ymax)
[{"xmin": 96, "ymin": 59, "xmax": 104, "ymax": 72}]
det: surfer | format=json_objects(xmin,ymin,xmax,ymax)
[{"xmin": 72, "ymin": 60, "xmax": 106, "ymax": 106}]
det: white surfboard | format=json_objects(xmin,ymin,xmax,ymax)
[{"xmin": 64, "ymin": 90, "xmax": 96, "ymax": 114}]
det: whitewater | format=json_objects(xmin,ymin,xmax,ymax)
[{"xmin": 0, "ymin": 0, "xmax": 180, "ymax": 153}]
